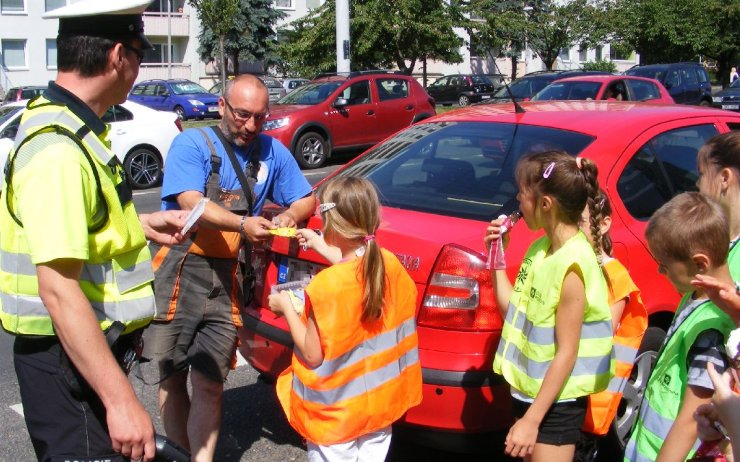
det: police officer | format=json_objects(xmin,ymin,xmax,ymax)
[{"xmin": 0, "ymin": 1, "xmax": 188, "ymax": 461}]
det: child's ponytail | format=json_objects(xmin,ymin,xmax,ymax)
[
  {"xmin": 361, "ymin": 236, "xmax": 385, "ymax": 322},
  {"xmin": 579, "ymin": 158, "xmax": 603, "ymax": 258}
]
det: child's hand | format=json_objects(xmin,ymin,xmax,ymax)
[
  {"xmin": 484, "ymin": 216, "xmax": 509, "ymax": 251},
  {"xmin": 297, "ymin": 228, "xmax": 323, "ymax": 250},
  {"xmin": 268, "ymin": 291, "xmax": 292, "ymax": 317},
  {"xmin": 694, "ymin": 402, "xmax": 724, "ymax": 442},
  {"xmin": 504, "ymin": 415, "xmax": 538, "ymax": 458},
  {"xmin": 705, "ymin": 362, "xmax": 740, "ymax": 440}
]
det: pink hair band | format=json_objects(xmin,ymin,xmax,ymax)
[{"xmin": 364, "ymin": 234, "xmax": 375, "ymax": 242}]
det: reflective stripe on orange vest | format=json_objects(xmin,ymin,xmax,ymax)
[
  {"xmin": 276, "ymin": 249, "xmax": 422, "ymax": 445},
  {"xmin": 583, "ymin": 258, "xmax": 647, "ymax": 435}
]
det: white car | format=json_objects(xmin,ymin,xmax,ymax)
[{"xmin": 0, "ymin": 100, "xmax": 181, "ymax": 189}]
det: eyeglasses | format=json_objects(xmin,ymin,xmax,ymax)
[
  {"xmin": 223, "ymin": 98, "xmax": 269, "ymax": 124},
  {"xmin": 121, "ymin": 43, "xmax": 144, "ymax": 65}
]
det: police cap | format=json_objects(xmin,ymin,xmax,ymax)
[{"xmin": 43, "ymin": 0, "xmax": 154, "ymax": 49}]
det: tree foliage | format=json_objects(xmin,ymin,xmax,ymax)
[
  {"xmin": 188, "ymin": 0, "xmax": 240, "ymax": 89},
  {"xmin": 191, "ymin": 0, "xmax": 285, "ymax": 85},
  {"xmin": 277, "ymin": 0, "xmax": 464, "ymax": 78}
]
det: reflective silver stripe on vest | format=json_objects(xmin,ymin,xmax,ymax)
[
  {"xmin": 613, "ymin": 343, "xmax": 638, "ymax": 364},
  {"xmin": 626, "ymin": 402, "xmax": 702, "ymax": 461},
  {"xmin": 606, "ymin": 375, "xmax": 627, "ymax": 393},
  {"xmin": 1, "ymin": 250, "xmax": 153, "ymax": 293},
  {"xmin": 312, "ymin": 317, "xmax": 416, "ymax": 379},
  {"xmin": 505, "ymin": 303, "xmax": 613, "ymax": 345},
  {"xmin": 292, "ymin": 347, "xmax": 419, "ymax": 406},
  {"xmin": 0, "ymin": 291, "xmax": 154, "ymax": 321},
  {"xmin": 15, "ymin": 110, "xmax": 114, "ymax": 163},
  {"xmin": 502, "ymin": 339, "xmax": 611, "ymax": 379},
  {"xmin": 623, "ymin": 437, "xmax": 651, "ymax": 462}
]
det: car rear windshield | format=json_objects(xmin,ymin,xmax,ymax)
[
  {"xmin": 533, "ymin": 81, "xmax": 602, "ymax": 101},
  {"xmin": 170, "ymin": 82, "xmax": 210, "ymax": 95},
  {"xmin": 337, "ymin": 121, "xmax": 594, "ymax": 221},
  {"xmin": 472, "ymin": 75, "xmax": 493, "ymax": 84},
  {"xmin": 0, "ymin": 105, "xmax": 22, "ymax": 125},
  {"xmin": 278, "ymin": 81, "xmax": 343, "ymax": 105}
]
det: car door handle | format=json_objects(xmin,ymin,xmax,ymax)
[
  {"xmin": 406, "ymin": 105, "xmax": 414, "ymax": 110},
  {"xmin": 366, "ymin": 110, "xmax": 375, "ymax": 115}
]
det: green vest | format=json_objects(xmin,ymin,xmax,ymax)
[
  {"xmin": 729, "ymin": 237, "xmax": 739, "ymax": 281},
  {"xmin": 493, "ymin": 232, "xmax": 613, "ymax": 399},
  {"xmin": 623, "ymin": 296, "xmax": 734, "ymax": 462},
  {"xmin": 0, "ymin": 98, "xmax": 155, "ymax": 336}
]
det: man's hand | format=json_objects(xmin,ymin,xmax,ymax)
[
  {"xmin": 273, "ymin": 211, "xmax": 297, "ymax": 228},
  {"xmin": 241, "ymin": 215, "xmax": 274, "ymax": 244},
  {"xmin": 107, "ymin": 399, "xmax": 156, "ymax": 461},
  {"xmin": 139, "ymin": 211, "xmax": 190, "ymax": 245}
]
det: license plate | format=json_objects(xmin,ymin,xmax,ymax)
[
  {"xmin": 722, "ymin": 104, "xmax": 739, "ymax": 110},
  {"xmin": 481, "ymin": 95, "xmax": 491, "ymax": 99},
  {"xmin": 277, "ymin": 256, "xmax": 324, "ymax": 284},
  {"xmin": 208, "ymin": 106, "xmax": 218, "ymax": 112}
]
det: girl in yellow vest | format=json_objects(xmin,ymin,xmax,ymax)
[
  {"xmin": 485, "ymin": 151, "xmax": 613, "ymax": 462},
  {"xmin": 268, "ymin": 176, "xmax": 422, "ymax": 461},
  {"xmin": 578, "ymin": 190, "xmax": 648, "ymax": 455}
]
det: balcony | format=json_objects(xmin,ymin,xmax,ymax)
[
  {"xmin": 143, "ymin": 12, "xmax": 189, "ymax": 37},
  {"xmin": 136, "ymin": 63, "xmax": 192, "ymax": 81}
]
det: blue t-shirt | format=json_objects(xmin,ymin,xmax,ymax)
[{"xmin": 161, "ymin": 128, "xmax": 311, "ymax": 214}]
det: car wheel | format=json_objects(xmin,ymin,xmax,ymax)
[
  {"xmin": 124, "ymin": 147, "xmax": 163, "ymax": 189},
  {"xmin": 607, "ymin": 326, "xmax": 665, "ymax": 452},
  {"xmin": 294, "ymin": 131, "xmax": 328, "ymax": 169},
  {"xmin": 174, "ymin": 105, "xmax": 186, "ymax": 121},
  {"xmin": 458, "ymin": 94, "xmax": 471, "ymax": 106},
  {"xmin": 699, "ymin": 99, "xmax": 711, "ymax": 107}
]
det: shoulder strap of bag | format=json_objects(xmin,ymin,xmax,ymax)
[{"xmin": 209, "ymin": 126, "xmax": 258, "ymax": 216}]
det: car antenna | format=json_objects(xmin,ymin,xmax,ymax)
[{"xmin": 488, "ymin": 49, "xmax": 525, "ymax": 114}]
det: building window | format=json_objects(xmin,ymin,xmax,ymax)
[
  {"xmin": 595, "ymin": 46, "xmax": 602, "ymax": 61},
  {"xmin": 46, "ymin": 39, "xmax": 57, "ymax": 69},
  {"xmin": 1, "ymin": 0, "xmax": 25, "ymax": 13},
  {"xmin": 2, "ymin": 39, "xmax": 26, "ymax": 68},
  {"xmin": 578, "ymin": 45, "xmax": 588, "ymax": 62},
  {"xmin": 609, "ymin": 42, "xmax": 632, "ymax": 61},
  {"xmin": 146, "ymin": 0, "xmax": 185, "ymax": 13},
  {"xmin": 146, "ymin": 43, "xmax": 175, "ymax": 64},
  {"xmin": 559, "ymin": 48, "xmax": 570, "ymax": 61},
  {"xmin": 44, "ymin": 0, "xmax": 65, "ymax": 12},
  {"xmin": 275, "ymin": 0, "xmax": 293, "ymax": 9}
]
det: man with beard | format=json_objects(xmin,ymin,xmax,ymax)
[{"xmin": 148, "ymin": 74, "xmax": 314, "ymax": 462}]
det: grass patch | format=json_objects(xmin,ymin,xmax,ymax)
[{"xmin": 182, "ymin": 119, "xmax": 220, "ymax": 129}]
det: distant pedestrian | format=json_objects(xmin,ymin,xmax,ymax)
[
  {"xmin": 730, "ymin": 67, "xmax": 739, "ymax": 84},
  {"xmin": 269, "ymin": 176, "xmax": 422, "ymax": 462}
]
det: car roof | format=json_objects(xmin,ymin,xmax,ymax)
[
  {"xmin": 551, "ymin": 75, "xmax": 657, "ymax": 84},
  {"xmin": 429, "ymin": 100, "xmax": 728, "ymax": 137}
]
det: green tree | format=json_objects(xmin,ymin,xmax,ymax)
[
  {"xmin": 277, "ymin": 0, "xmax": 464, "ymax": 79},
  {"xmin": 188, "ymin": 0, "xmax": 240, "ymax": 91}
]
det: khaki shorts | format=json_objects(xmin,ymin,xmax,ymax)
[{"xmin": 145, "ymin": 253, "xmax": 240, "ymax": 382}]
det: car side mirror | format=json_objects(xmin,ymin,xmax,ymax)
[
  {"xmin": 334, "ymin": 97, "xmax": 349, "ymax": 108},
  {"xmin": 0, "ymin": 125, "xmax": 18, "ymax": 140}
]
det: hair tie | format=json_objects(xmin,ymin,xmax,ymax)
[
  {"xmin": 575, "ymin": 157, "xmax": 583, "ymax": 170},
  {"xmin": 364, "ymin": 234, "xmax": 375, "ymax": 243},
  {"xmin": 542, "ymin": 162, "xmax": 555, "ymax": 179}
]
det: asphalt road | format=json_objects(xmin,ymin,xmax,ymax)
[{"xmin": 0, "ymin": 158, "xmax": 502, "ymax": 461}]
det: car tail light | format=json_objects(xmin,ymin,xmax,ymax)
[
  {"xmin": 175, "ymin": 118, "xmax": 183, "ymax": 132},
  {"xmin": 417, "ymin": 244, "xmax": 500, "ymax": 331}
]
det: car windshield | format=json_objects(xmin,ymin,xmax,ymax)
[
  {"xmin": 627, "ymin": 68, "xmax": 666, "ymax": 81},
  {"xmin": 337, "ymin": 122, "xmax": 594, "ymax": 221},
  {"xmin": 170, "ymin": 82, "xmax": 210, "ymax": 95},
  {"xmin": 277, "ymin": 81, "xmax": 343, "ymax": 105},
  {"xmin": 472, "ymin": 75, "xmax": 493, "ymax": 84},
  {"xmin": 532, "ymin": 82, "xmax": 603, "ymax": 101},
  {"xmin": 0, "ymin": 105, "xmax": 22, "ymax": 126}
]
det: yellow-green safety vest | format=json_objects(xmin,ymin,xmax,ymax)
[
  {"xmin": 0, "ymin": 97, "xmax": 155, "ymax": 336},
  {"xmin": 623, "ymin": 295, "xmax": 734, "ymax": 462},
  {"xmin": 493, "ymin": 232, "xmax": 614, "ymax": 399}
]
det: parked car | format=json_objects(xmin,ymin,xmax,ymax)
[
  {"xmin": 260, "ymin": 75, "xmax": 287, "ymax": 103},
  {"xmin": 625, "ymin": 62, "xmax": 713, "ymax": 106},
  {"xmin": 483, "ymin": 70, "xmax": 612, "ymax": 104},
  {"xmin": 1, "ymin": 85, "xmax": 46, "ymax": 104},
  {"xmin": 282, "ymin": 77, "xmax": 309, "ymax": 93},
  {"xmin": 128, "ymin": 79, "xmax": 219, "ymax": 121},
  {"xmin": 0, "ymin": 100, "xmax": 181, "ymax": 189},
  {"xmin": 426, "ymin": 74, "xmax": 496, "ymax": 106},
  {"xmin": 532, "ymin": 75, "xmax": 674, "ymax": 103},
  {"xmin": 712, "ymin": 78, "xmax": 740, "ymax": 112},
  {"xmin": 239, "ymin": 101, "xmax": 740, "ymax": 454},
  {"xmin": 262, "ymin": 70, "xmax": 436, "ymax": 169}
]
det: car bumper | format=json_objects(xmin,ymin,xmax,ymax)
[
  {"xmin": 713, "ymin": 102, "xmax": 740, "ymax": 112},
  {"xmin": 238, "ymin": 309, "xmax": 513, "ymax": 439},
  {"xmin": 186, "ymin": 105, "xmax": 221, "ymax": 118}
]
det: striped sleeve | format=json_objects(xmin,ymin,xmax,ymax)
[{"xmin": 686, "ymin": 329, "xmax": 729, "ymax": 390}]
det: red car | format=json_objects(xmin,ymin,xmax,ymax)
[
  {"xmin": 261, "ymin": 71, "xmax": 436, "ymax": 169},
  {"xmin": 240, "ymin": 101, "xmax": 740, "ymax": 453},
  {"xmin": 532, "ymin": 75, "xmax": 675, "ymax": 104}
]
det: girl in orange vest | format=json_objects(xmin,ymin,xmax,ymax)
[
  {"xmin": 578, "ymin": 189, "xmax": 648, "ymax": 456},
  {"xmin": 268, "ymin": 176, "xmax": 422, "ymax": 462}
]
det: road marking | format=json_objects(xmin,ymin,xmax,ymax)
[
  {"xmin": 236, "ymin": 350, "xmax": 248, "ymax": 368},
  {"xmin": 10, "ymin": 403, "xmax": 23, "ymax": 417}
]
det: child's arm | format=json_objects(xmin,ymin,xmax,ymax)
[
  {"xmin": 297, "ymin": 228, "xmax": 342, "ymax": 264},
  {"xmin": 268, "ymin": 292, "xmax": 324, "ymax": 367},
  {"xmin": 656, "ymin": 384, "xmax": 712, "ymax": 462},
  {"xmin": 610, "ymin": 298, "xmax": 626, "ymax": 333},
  {"xmin": 484, "ymin": 217, "xmax": 514, "ymax": 316},
  {"xmin": 504, "ymin": 269, "xmax": 585, "ymax": 457}
]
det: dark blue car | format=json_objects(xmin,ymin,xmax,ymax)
[{"xmin": 128, "ymin": 79, "xmax": 219, "ymax": 120}]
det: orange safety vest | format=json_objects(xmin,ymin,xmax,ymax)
[
  {"xmin": 276, "ymin": 248, "xmax": 423, "ymax": 445},
  {"xmin": 583, "ymin": 258, "xmax": 648, "ymax": 435}
]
